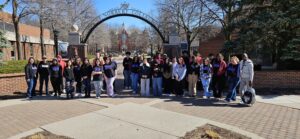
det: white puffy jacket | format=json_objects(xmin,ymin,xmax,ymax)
[{"xmin": 240, "ymin": 59, "xmax": 254, "ymax": 81}]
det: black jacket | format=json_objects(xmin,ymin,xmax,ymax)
[
  {"xmin": 73, "ymin": 64, "xmax": 82, "ymax": 81},
  {"xmin": 140, "ymin": 63, "xmax": 151, "ymax": 79},
  {"xmin": 80, "ymin": 64, "xmax": 93, "ymax": 79},
  {"xmin": 25, "ymin": 63, "xmax": 38, "ymax": 80},
  {"xmin": 131, "ymin": 62, "xmax": 140, "ymax": 73},
  {"xmin": 64, "ymin": 66, "xmax": 75, "ymax": 81},
  {"xmin": 49, "ymin": 64, "xmax": 62, "ymax": 78},
  {"xmin": 103, "ymin": 63, "xmax": 117, "ymax": 78},
  {"xmin": 123, "ymin": 57, "xmax": 132, "ymax": 70},
  {"xmin": 151, "ymin": 62, "xmax": 163, "ymax": 78},
  {"xmin": 187, "ymin": 62, "xmax": 200, "ymax": 75},
  {"xmin": 37, "ymin": 61, "xmax": 50, "ymax": 77}
]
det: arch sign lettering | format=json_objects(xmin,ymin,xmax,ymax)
[{"xmin": 81, "ymin": 3, "xmax": 168, "ymax": 44}]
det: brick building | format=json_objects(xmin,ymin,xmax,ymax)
[
  {"xmin": 0, "ymin": 12, "xmax": 55, "ymax": 61},
  {"xmin": 198, "ymin": 33, "xmax": 224, "ymax": 57}
]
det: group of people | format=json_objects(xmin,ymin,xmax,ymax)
[
  {"xmin": 122, "ymin": 52, "xmax": 254, "ymax": 103},
  {"xmin": 24, "ymin": 55, "xmax": 117, "ymax": 99},
  {"xmin": 24, "ymin": 51, "xmax": 254, "ymax": 103}
]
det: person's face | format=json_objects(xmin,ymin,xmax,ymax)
[
  {"xmin": 126, "ymin": 54, "xmax": 130, "ymax": 58},
  {"xmin": 30, "ymin": 58, "xmax": 34, "ymax": 64},
  {"xmin": 53, "ymin": 60, "xmax": 57, "ymax": 65},
  {"xmin": 57, "ymin": 57, "xmax": 61, "ymax": 62},
  {"xmin": 84, "ymin": 59, "xmax": 88, "ymax": 64},
  {"xmin": 76, "ymin": 59, "xmax": 80, "ymax": 64},
  {"xmin": 143, "ymin": 59, "xmax": 147, "ymax": 64},
  {"xmin": 179, "ymin": 58, "xmax": 183, "ymax": 64},
  {"xmin": 42, "ymin": 58, "xmax": 47, "ymax": 62},
  {"xmin": 172, "ymin": 58, "xmax": 176, "ymax": 63},
  {"xmin": 243, "ymin": 55, "xmax": 247, "ymax": 61},
  {"xmin": 68, "ymin": 61, "xmax": 72, "ymax": 66},
  {"xmin": 205, "ymin": 60, "xmax": 209, "ymax": 65},
  {"xmin": 217, "ymin": 55, "xmax": 221, "ymax": 61},
  {"xmin": 105, "ymin": 59, "xmax": 110, "ymax": 64},
  {"xmin": 231, "ymin": 59, "xmax": 237, "ymax": 65},
  {"xmin": 156, "ymin": 59, "xmax": 160, "ymax": 64}
]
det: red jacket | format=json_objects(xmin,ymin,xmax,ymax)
[{"xmin": 212, "ymin": 59, "xmax": 227, "ymax": 76}]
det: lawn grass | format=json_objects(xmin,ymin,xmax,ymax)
[{"xmin": 0, "ymin": 60, "xmax": 28, "ymax": 74}]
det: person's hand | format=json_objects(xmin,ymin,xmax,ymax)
[
  {"xmin": 27, "ymin": 79, "xmax": 30, "ymax": 82},
  {"xmin": 249, "ymin": 81, "xmax": 253, "ymax": 87}
]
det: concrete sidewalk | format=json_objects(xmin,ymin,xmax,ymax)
[
  {"xmin": 40, "ymin": 103, "xmax": 262, "ymax": 139},
  {"xmin": 256, "ymin": 95, "xmax": 300, "ymax": 109}
]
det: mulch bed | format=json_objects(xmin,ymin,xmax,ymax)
[
  {"xmin": 180, "ymin": 124, "xmax": 250, "ymax": 139},
  {"xmin": 22, "ymin": 131, "xmax": 73, "ymax": 139}
]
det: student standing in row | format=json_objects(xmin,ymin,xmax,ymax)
[
  {"xmin": 239, "ymin": 53, "xmax": 254, "ymax": 103},
  {"xmin": 73, "ymin": 57, "xmax": 82, "ymax": 96},
  {"xmin": 92, "ymin": 58, "xmax": 104, "ymax": 99},
  {"xmin": 152, "ymin": 58, "xmax": 163, "ymax": 96},
  {"xmin": 81, "ymin": 58, "xmax": 93, "ymax": 98},
  {"xmin": 103, "ymin": 57, "xmax": 117, "ymax": 97},
  {"xmin": 174, "ymin": 57, "xmax": 187, "ymax": 96},
  {"xmin": 25, "ymin": 57, "xmax": 38, "ymax": 99},
  {"xmin": 211, "ymin": 53, "xmax": 227, "ymax": 99},
  {"xmin": 162, "ymin": 58, "xmax": 172, "ymax": 95},
  {"xmin": 140, "ymin": 58, "xmax": 151, "ymax": 96},
  {"xmin": 200, "ymin": 58, "xmax": 213, "ymax": 98},
  {"xmin": 64, "ymin": 60, "xmax": 75, "ymax": 99},
  {"xmin": 187, "ymin": 56, "xmax": 200, "ymax": 97},
  {"xmin": 225, "ymin": 56, "xmax": 240, "ymax": 102},
  {"xmin": 123, "ymin": 52, "xmax": 132, "ymax": 89},
  {"xmin": 131, "ymin": 56, "xmax": 140, "ymax": 94},
  {"xmin": 50, "ymin": 58, "xmax": 62, "ymax": 97},
  {"xmin": 37, "ymin": 56, "xmax": 50, "ymax": 96}
]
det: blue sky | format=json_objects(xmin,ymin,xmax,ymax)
[{"xmin": 1, "ymin": 0, "xmax": 157, "ymax": 29}]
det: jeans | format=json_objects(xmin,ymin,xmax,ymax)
[
  {"xmin": 140, "ymin": 78, "xmax": 150, "ymax": 96},
  {"xmin": 131, "ymin": 73, "xmax": 139, "ymax": 92},
  {"xmin": 188, "ymin": 74, "xmax": 198, "ymax": 96},
  {"xmin": 201, "ymin": 77, "xmax": 211, "ymax": 97},
  {"xmin": 39, "ymin": 76, "xmax": 49, "ymax": 95},
  {"xmin": 152, "ymin": 77, "xmax": 162, "ymax": 96},
  {"xmin": 82, "ymin": 78, "xmax": 91, "ymax": 97},
  {"xmin": 123, "ymin": 70, "xmax": 131, "ymax": 88},
  {"xmin": 93, "ymin": 81, "xmax": 103, "ymax": 97},
  {"xmin": 65, "ymin": 80, "xmax": 74, "ymax": 98},
  {"xmin": 106, "ymin": 77, "xmax": 115, "ymax": 96},
  {"xmin": 226, "ymin": 77, "xmax": 240, "ymax": 101},
  {"xmin": 26, "ymin": 78, "xmax": 36, "ymax": 98}
]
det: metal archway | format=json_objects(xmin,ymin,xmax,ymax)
[{"xmin": 81, "ymin": 8, "xmax": 168, "ymax": 44}]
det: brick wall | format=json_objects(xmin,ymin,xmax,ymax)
[
  {"xmin": 0, "ymin": 71, "xmax": 299, "ymax": 97},
  {"xmin": 254, "ymin": 71, "xmax": 300, "ymax": 89},
  {"xmin": 198, "ymin": 34, "xmax": 224, "ymax": 57},
  {"xmin": 0, "ymin": 73, "xmax": 53, "ymax": 97}
]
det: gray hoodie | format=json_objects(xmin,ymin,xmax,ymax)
[{"xmin": 239, "ymin": 59, "xmax": 254, "ymax": 81}]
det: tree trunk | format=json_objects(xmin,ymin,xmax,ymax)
[
  {"xmin": 186, "ymin": 31, "xmax": 192, "ymax": 56},
  {"xmin": 39, "ymin": 16, "xmax": 45, "ymax": 58},
  {"xmin": 12, "ymin": 0, "xmax": 22, "ymax": 60}
]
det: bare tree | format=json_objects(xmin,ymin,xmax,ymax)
[
  {"xmin": 156, "ymin": 0, "xmax": 212, "ymax": 55},
  {"xmin": 12, "ymin": 0, "xmax": 31, "ymax": 60}
]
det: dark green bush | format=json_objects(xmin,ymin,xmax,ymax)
[{"xmin": 0, "ymin": 60, "xmax": 27, "ymax": 74}]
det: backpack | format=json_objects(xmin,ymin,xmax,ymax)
[{"xmin": 241, "ymin": 87, "xmax": 256, "ymax": 106}]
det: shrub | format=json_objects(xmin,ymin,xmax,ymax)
[{"xmin": 0, "ymin": 60, "xmax": 27, "ymax": 74}]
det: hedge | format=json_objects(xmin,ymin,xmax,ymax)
[{"xmin": 0, "ymin": 60, "xmax": 27, "ymax": 74}]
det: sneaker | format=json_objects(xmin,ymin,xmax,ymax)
[
  {"xmin": 240, "ymin": 100, "xmax": 244, "ymax": 104},
  {"xmin": 96, "ymin": 96, "xmax": 100, "ymax": 99},
  {"xmin": 110, "ymin": 94, "xmax": 117, "ymax": 98},
  {"xmin": 62, "ymin": 89, "xmax": 66, "ymax": 94},
  {"xmin": 203, "ymin": 96, "xmax": 207, "ymax": 99}
]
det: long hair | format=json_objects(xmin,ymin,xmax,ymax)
[{"xmin": 27, "ymin": 57, "xmax": 35, "ymax": 64}]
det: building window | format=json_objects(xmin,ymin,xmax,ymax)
[
  {"xmin": 11, "ymin": 51, "xmax": 15, "ymax": 57},
  {"xmin": 30, "ymin": 43, "xmax": 34, "ymax": 56}
]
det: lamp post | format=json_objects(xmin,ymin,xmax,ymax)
[{"xmin": 53, "ymin": 30, "xmax": 59, "ymax": 56}]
